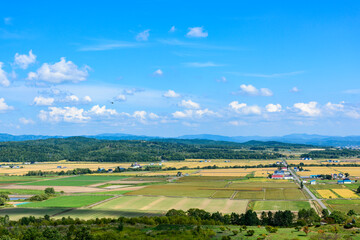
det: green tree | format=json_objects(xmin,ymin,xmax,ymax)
[
  {"xmin": 44, "ymin": 187, "xmax": 55, "ymax": 195},
  {"xmin": 347, "ymin": 209, "xmax": 356, "ymax": 216}
]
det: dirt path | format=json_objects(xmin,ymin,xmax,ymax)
[
  {"xmin": 140, "ymin": 197, "xmax": 165, "ymax": 210},
  {"xmin": 230, "ymin": 191, "xmax": 238, "ymax": 200}
]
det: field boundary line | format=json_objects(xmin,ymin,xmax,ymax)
[
  {"xmin": 85, "ymin": 195, "xmax": 121, "ymax": 209},
  {"xmin": 230, "ymin": 191, "xmax": 238, "ymax": 200}
]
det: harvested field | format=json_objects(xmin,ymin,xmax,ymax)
[
  {"xmin": 212, "ymin": 191, "xmax": 235, "ymax": 198},
  {"xmin": 332, "ymin": 189, "xmax": 360, "ymax": 199},
  {"xmin": 316, "ymin": 190, "xmax": 338, "ymax": 199},
  {"xmin": 93, "ymin": 195, "xmax": 248, "ymax": 214},
  {"xmin": 20, "ymin": 175, "xmax": 128, "ymax": 187}
]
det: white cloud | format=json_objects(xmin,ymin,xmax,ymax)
[
  {"xmin": 345, "ymin": 110, "xmax": 360, "ymax": 119},
  {"xmin": 39, "ymin": 107, "xmax": 90, "ymax": 123},
  {"xmin": 19, "ymin": 117, "xmax": 34, "ymax": 125},
  {"xmin": 293, "ymin": 101, "xmax": 321, "ymax": 116},
  {"xmin": 172, "ymin": 109, "xmax": 215, "ymax": 119},
  {"xmin": 148, "ymin": 112, "xmax": 159, "ymax": 119},
  {"xmin": 133, "ymin": 110, "xmax": 147, "ymax": 120},
  {"xmin": 179, "ymin": 99, "xmax": 200, "ymax": 109},
  {"xmin": 163, "ymin": 90, "xmax": 180, "ymax": 98},
  {"xmin": 266, "ymin": 104, "xmax": 282, "ymax": 113},
  {"xmin": 28, "ymin": 57, "xmax": 89, "ymax": 84},
  {"xmin": 0, "ymin": 98, "xmax": 13, "ymax": 112},
  {"xmin": 136, "ymin": 29, "xmax": 150, "ymax": 41},
  {"xmin": 14, "ymin": 50, "xmax": 36, "ymax": 69},
  {"xmin": 153, "ymin": 69, "xmax": 163, "ymax": 76},
  {"xmin": 33, "ymin": 96, "xmax": 55, "ymax": 106},
  {"xmin": 115, "ymin": 94, "xmax": 127, "ymax": 102},
  {"xmin": 217, "ymin": 76, "xmax": 227, "ymax": 83},
  {"xmin": 325, "ymin": 102, "xmax": 344, "ymax": 112},
  {"xmin": 291, "ymin": 87, "xmax": 300, "ymax": 93},
  {"xmin": 186, "ymin": 27, "xmax": 208, "ymax": 38},
  {"xmin": 83, "ymin": 96, "xmax": 92, "ymax": 103},
  {"xmin": 65, "ymin": 95, "xmax": 80, "ymax": 102},
  {"xmin": 228, "ymin": 120, "xmax": 247, "ymax": 126},
  {"xmin": 239, "ymin": 84, "xmax": 273, "ymax": 96},
  {"xmin": 0, "ymin": 62, "xmax": 10, "ymax": 87},
  {"xmin": 169, "ymin": 26, "xmax": 176, "ymax": 33},
  {"xmin": 4, "ymin": 17, "xmax": 12, "ymax": 25},
  {"xmin": 229, "ymin": 101, "xmax": 261, "ymax": 115},
  {"xmin": 184, "ymin": 62, "xmax": 222, "ymax": 67},
  {"xmin": 88, "ymin": 105, "xmax": 117, "ymax": 116}
]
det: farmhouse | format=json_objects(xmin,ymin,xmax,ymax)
[
  {"xmin": 337, "ymin": 178, "xmax": 352, "ymax": 184},
  {"xmin": 271, "ymin": 174, "xmax": 284, "ymax": 179},
  {"xmin": 310, "ymin": 180, "xmax": 316, "ymax": 185}
]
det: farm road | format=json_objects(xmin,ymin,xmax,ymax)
[{"xmin": 283, "ymin": 160, "xmax": 331, "ymax": 214}]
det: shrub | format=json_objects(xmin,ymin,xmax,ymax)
[
  {"xmin": 44, "ymin": 188, "xmax": 55, "ymax": 195},
  {"xmin": 246, "ymin": 230, "xmax": 255, "ymax": 236},
  {"xmin": 29, "ymin": 194, "xmax": 49, "ymax": 201}
]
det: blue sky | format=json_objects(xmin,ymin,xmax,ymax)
[{"xmin": 0, "ymin": 0, "xmax": 359, "ymax": 137}]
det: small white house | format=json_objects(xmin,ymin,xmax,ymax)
[{"xmin": 310, "ymin": 180, "xmax": 316, "ymax": 185}]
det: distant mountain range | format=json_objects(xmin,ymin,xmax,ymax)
[{"xmin": 1, "ymin": 133, "xmax": 360, "ymax": 147}]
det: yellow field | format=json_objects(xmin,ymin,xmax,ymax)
[
  {"xmin": 0, "ymin": 162, "xmax": 128, "ymax": 175},
  {"xmin": 331, "ymin": 167, "xmax": 360, "ymax": 177},
  {"xmin": 316, "ymin": 190, "xmax": 338, "ymax": 199},
  {"xmin": 192, "ymin": 168, "xmax": 277, "ymax": 177},
  {"xmin": 297, "ymin": 167, "xmax": 341, "ymax": 176},
  {"xmin": 162, "ymin": 159, "xmax": 279, "ymax": 169},
  {"xmin": 254, "ymin": 168, "xmax": 277, "ymax": 177},
  {"xmin": 141, "ymin": 170, "xmax": 198, "ymax": 176},
  {"xmin": 332, "ymin": 189, "xmax": 360, "ymax": 199}
]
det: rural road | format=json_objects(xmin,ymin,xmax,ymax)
[{"xmin": 282, "ymin": 160, "xmax": 331, "ymax": 214}]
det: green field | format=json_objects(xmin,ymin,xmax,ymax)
[
  {"xmin": 0, "ymin": 188, "xmax": 45, "ymax": 195},
  {"xmin": 252, "ymin": 201, "xmax": 311, "ymax": 211},
  {"xmin": 0, "ymin": 208, "xmax": 68, "ymax": 220},
  {"xmin": 0, "ymin": 176, "xmax": 55, "ymax": 185},
  {"xmin": 20, "ymin": 175, "xmax": 128, "ymax": 186},
  {"xmin": 22, "ymin": 195, "xmax": 112, "ymax": 208},
  {"xmin": 326, "ymin": 199, "xmax": 360, "ymax": 213}
]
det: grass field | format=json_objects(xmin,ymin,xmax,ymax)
[
  {"xmin": 326, "ymin": 199, "xmax": 360, "ymax": 213},
  {"xmin": 20, "ymin": 175, "xmax": 128, "ymax": 186},
  {"xmin": 0, "ymin": 208, "xmax": 68, "ymax": 220},
  {"xmin": 22, "ymin": 195, "xmax": 112, "ymax": 208},
  {"xmin": 252, "ymin": 201, "xmax": 311, "ymax": 211},
  {"xmin": 0, "ymin": 188, "xmax": 45, "ymax": 195}
]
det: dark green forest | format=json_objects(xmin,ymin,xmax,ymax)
[{"xmin": 0, "ymin": 137, "xmax": 290, "ymax": 162}]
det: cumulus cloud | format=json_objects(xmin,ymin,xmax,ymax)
[
  {"xmin": 28, "ymin": 57, "xmax": 89, "ymax": 84},
  {"xmin": 33, "ymin": 96, "xmax": 55, "ymax": 106},
  {"xmin": 0, "ymin": 98, "xmax": 13, "ymax": 112},
  {"xmin": 65, "ymin": 95, "xmax": 79, "ymax": 102},
  {"xmin": 19, "ymin": 117, "xmax": 35, "ymax": 125},
  {"xmin": 172, "ymin": 109, "xmax": 215, "ymax": 119},
  {"xmin": 169, "ymin": 26, "xmax": 176, "ymax": 33},
  {"xmin": 0, "ymin": 62, "xmax": 10, "ymax": 87},
  {"xmin": 115, "ymin": 94, "xmax": 126, "ymax": 102},
  {"xmin": 325, "ymin": 102, "xmax": 344, "ymax": 112},
  {"xmin": 228, "ymin": 120, "xmax": 247, "ymax": 126},
  {"xmin": 136, "ymin": 29, "xmax": 150, "ymax": 41},
  {"xmin": 133, "ymin": 110, "xmax": 147, "ymax": 120},
  {"xmin": 87, "ymin": 105, "xmax": 117, "ymax": 116},
  {"xmin": 266, "ymin": 104, "xmax": 282, "ymax": 113},
  {"xmin": 179, "ymin": 99, "xmax": 200, "ymax": 109},
  {"xmin": 39, "ymin": 107, "xmax": 90, "ymax": 123},
  {"xmin": 163, "ymin": 90, "xmax": 180, "ymax": 98},
  {"xmin": 238, "ymin": 84, "xmax": 273, "ymax": 96},
  {"xmin": 229, "ymin": 101, "xmax": 261, "ymax": 115},
  {"xmin": 293, "ymin": 101, "xmax": 321, "ymax": 116},
  {"xmin": 186, "ymin": 27, "xmax": 208, "ymax": 38},
  {"xmin": 291, "ymin": 87, "xmax": 300, "ymax": 93},
  {"xmin": 83, "ymin": 96, "xmax": 92, "ymax": 103},
  {"xmin": 153, "ymin": 69, "xmax": 163, "ymax": 76},
  {"xmin": 14, "ymin": 50, "xmax": 36, "ymax": 69}
]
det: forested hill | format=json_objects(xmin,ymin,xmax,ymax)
[{"xmin": 0, "ymin": 137, "xmax": 298, "ymax": 162}]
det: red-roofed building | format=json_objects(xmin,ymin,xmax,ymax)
[{"xmin": 271, "ymin": 174, "xmax": 284, "ymax": 179}]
